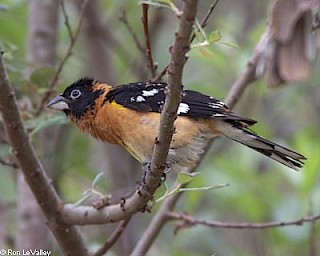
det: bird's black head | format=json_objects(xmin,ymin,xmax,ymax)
[{"xmin": 47, "ymin": 77, "xmax": 104, "ymax": 119}]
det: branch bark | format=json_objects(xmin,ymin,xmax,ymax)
[
  {"xmin": 0, "ymin": 52, "xmax": 88, "ymax": 256},
  {"xmin": 92, "ymin": 218, "xmax": 131, "ymax": 256},
  {"xmin": 17, "ymin": 0, "xmax": 59, "ymax": 250},
  {"xmin": 130, "ymin": 191, "xmax": 181, "ymax": 256},
  {"xmin": 142, "ymin": 4, "xmax": 157, "ymax": 78},
  {"xmin": 146, "ymin": 0, "xmax": 198, "ymax": 191},
  {"xmin": 166, "ymin": 211, "xmax": 320, "ymax": 231},
  {"xmin": 130, "ymin": 1, "xmax": 198, "ymax": 255}
]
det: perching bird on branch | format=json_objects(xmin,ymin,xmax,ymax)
[{"xmin": 47, "ymin": 78, "xmax": 306, "ymax": 171}]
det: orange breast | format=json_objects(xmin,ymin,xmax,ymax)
[
  {"xmin": 92, "ymin": 101, "xmax": 210, "ymax": 164},
  {"xmin": 69, "ymin": 82, "xmax": 226, "ymax": 168}
]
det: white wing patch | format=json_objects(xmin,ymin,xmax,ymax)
[
  {"xmin": 142, "ymin": 88, "xmax": 159, "ymax": 97},
  {"xmin": 212, "ymin": 113, "xmax": 226, "ymax": 117},
  {"xmin": 177, "ymin": 103, "xmax": 190, "ymax": 114},
  {"xmin": 209, "ymin": 101, "xmax": 226, "ymax": 109},
  {"xmin": 136, "ymin": 96, "xmax": 146, "ymax": 102}
]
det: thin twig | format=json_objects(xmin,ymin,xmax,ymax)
[
  {"xmin": 153, "ymin": 0, "xmax": 220, "ymax": 82},
  {"xmin": 35, "ymin": 0, "xmax": 90, "ymax": 116},
  {"xmin": 152, "ymin": 65, "xmax": 168, "ymax": 82},
  {"xmin": 142, "ymin": 4, "xmax": 157, "ymax": 79},
  {"xmin": 190, "ymin": 0, "xmax": 220, "ymax": 42},
  {"xmin": 119, "ymin": 10, "xmax": 145, "ymax": 55},
  {"xmin": 202, "ymin": 0, "xmax": 220, "ymax": 27},
  {"xmin": 166, "ymin": 212, "xmax": 320, "ymax": 234},
  {"xmin": 93, "ymin": 218, "xmax": 131, "ymax": 256},
  {"xmin": 60, "ymin": 0, "xmax": 74, "ymax": 41}
]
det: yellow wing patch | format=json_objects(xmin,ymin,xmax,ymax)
[{"xmin": 111, "ymin": 101, "xmax": 126, "ymax": 109}]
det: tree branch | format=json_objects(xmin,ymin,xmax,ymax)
[
  {"xmin": 130, "ymin": 190, "xmax": 181, "ymax": 256},
  {"xmin": 0, "ymin": 51, "xmax": 88, "ymax": 255},
  {"xmin": 60, "ymin": 0, "xmax": 74, "ymax": 41},
  {"xmin": 147, "ymin": 0, "xmax": 198, "ymax": 181},
  {"xmin": 92, "ymin": 218, "xmax": 131, "ymax": 256},
  {"xmin": 142, "ymin": 4, "xmax": 157, "ymax": 79},
  {"xmin": 166, "ymin": 212, "xmax": 320, "ymax": 233}
]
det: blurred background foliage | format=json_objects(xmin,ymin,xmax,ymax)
[{"xmin": 0, "ymin": 0, "xmax": 319, "ymax": 255}]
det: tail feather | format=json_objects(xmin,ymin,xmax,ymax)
[{"xmin": 222, "ymin": 124, "xmax": 306, "ymax": 171}]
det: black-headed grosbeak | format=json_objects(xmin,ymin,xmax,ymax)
[{"xmin": 47, "ymin": 78, "xmax": 306, "ymax": 171}]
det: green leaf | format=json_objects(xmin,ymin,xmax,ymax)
[
  {"xmin": 198, "ymin": 47, "xmax": 214, "ymax": 58},
  {"xmin": 25, "ymin": 114, "xmax": 68, "ymax": 137},
  {"xmin": 178, "ymin": 183, "xmax": 229, "ymax": 192},
  {"xmin": 72, "ymin": 191, "xmax": 93, "ymax": 207},
  {"xmin": 91, "ymin": 172, "xmax": 104, "ymax": 189},
  {"xmin": 177, "ymin": 171, "xmax": 201, "ymax": 185},
  {"xmin": 218, "ymin": 41, "xmax": 239, "ymax": 48},
  {"xmin": 208, "ymin": 30, "xmax": 221, "ymax": 43}
]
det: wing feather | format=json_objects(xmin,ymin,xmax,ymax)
[{"xmin": 105, "ymin": 82, "xmax": 256, "ymax": 127}]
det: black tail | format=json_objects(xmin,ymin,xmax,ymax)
[{"xmin": 223, "ymin": 124, "xmax": 306, "ymax": 171}]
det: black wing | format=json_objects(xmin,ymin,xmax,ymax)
[
  {"xmin": 105, "ymin": 82, "xmax": 167, "ymax": 112},
  {"xmin": 105, "ymin": 82, "xmax": 256, "ymax": 126}
]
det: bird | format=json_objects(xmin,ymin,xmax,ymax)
[{"xmin": 47, "ymin": 77, "xmax": 306, "ymax": 171}]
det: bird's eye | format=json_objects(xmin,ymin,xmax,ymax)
[{"xmin": 70, "ymin": 89, "xmax": 81, "ymax": 99}]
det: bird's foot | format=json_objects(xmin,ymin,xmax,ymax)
[{"xmin": 138, "ymin": 162, "xmax": 153, "ymax": 198}]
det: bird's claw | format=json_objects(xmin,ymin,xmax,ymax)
[{"xmin": 138, "ymin": 162, "xmax": 153, "ymax": 198}]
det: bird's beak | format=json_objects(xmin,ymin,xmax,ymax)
[{"xmin": 47, "ymin": 95, "xmax": 70, "ymax": 111}]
